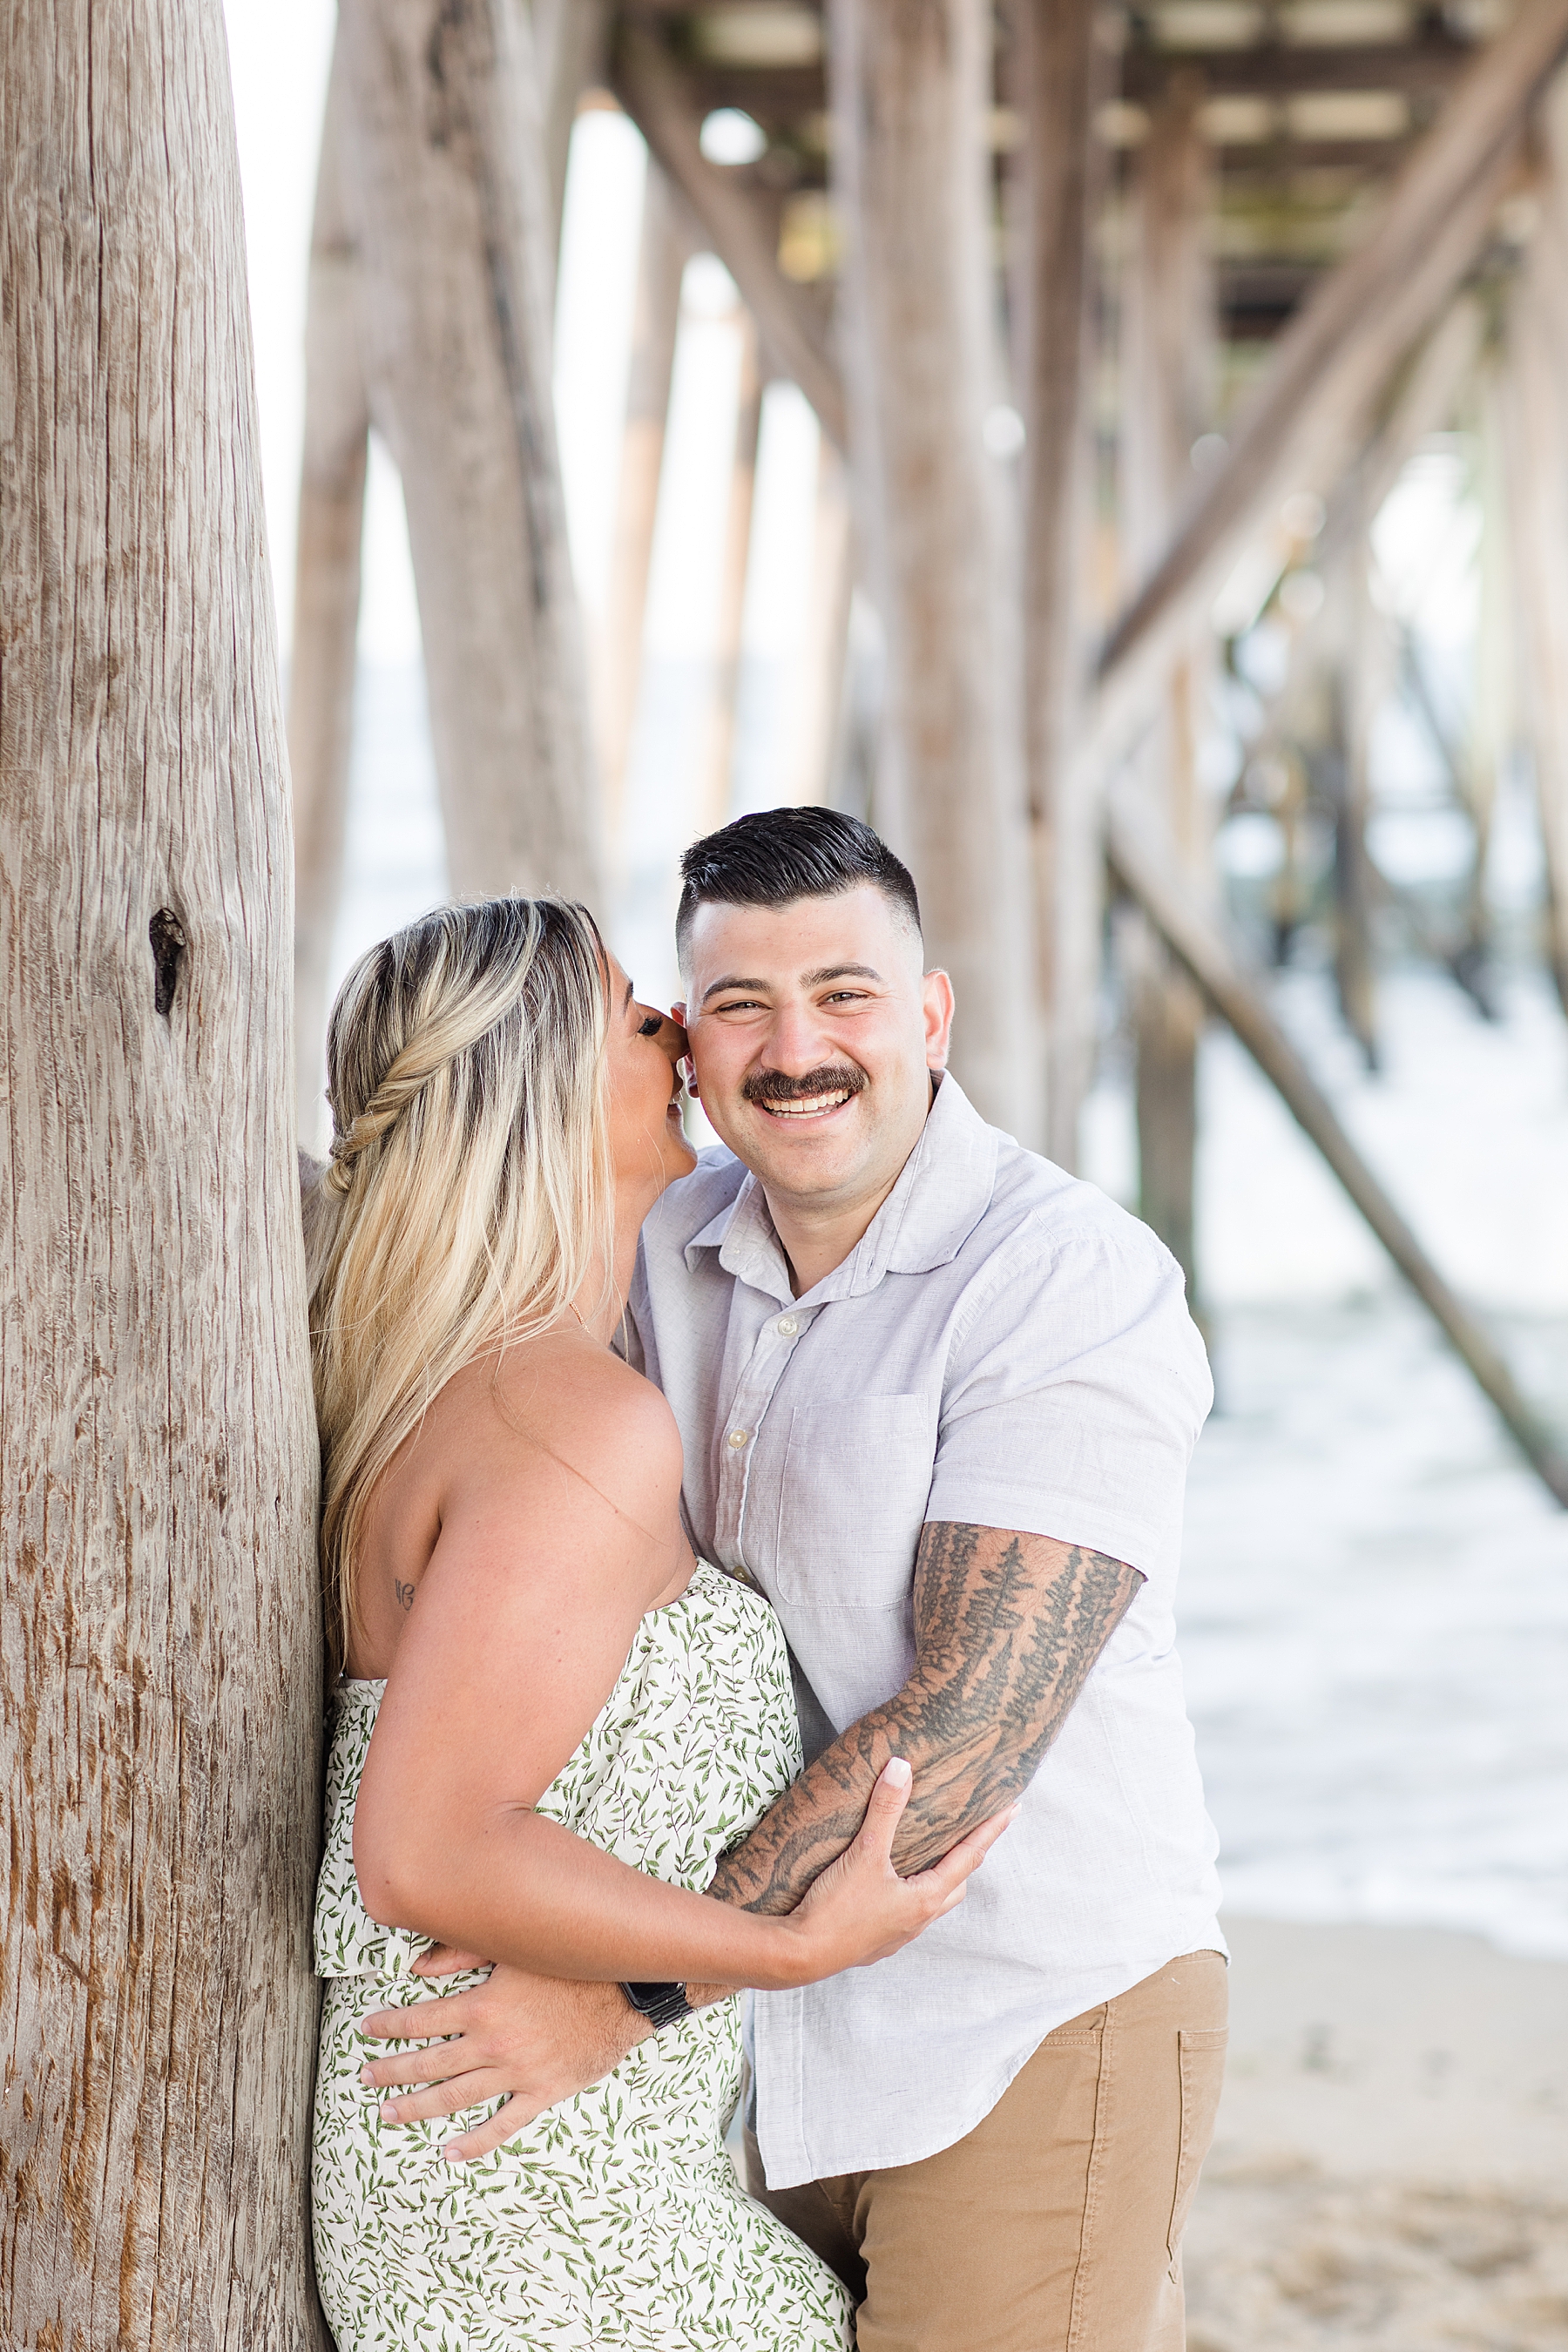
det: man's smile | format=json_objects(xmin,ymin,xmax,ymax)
[{"xmin": 755, "ymin": 1085, "xmax": 857, "ymax": 1123}]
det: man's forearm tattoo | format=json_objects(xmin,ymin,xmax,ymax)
[{"xmin": 708, "ymin": 1528, "xmax": 1142, "ymax": 1916}]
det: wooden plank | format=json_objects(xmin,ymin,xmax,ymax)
[
  {"xmin": 613, "ymin": 23, "xmax": 848, "ymax": 449},
  {"xmin": 1, "ymin": 0, "xmax": 328, "ymax": 2335},
  {"xmin": 1120, "ymin": 31, "xmax": 1476, "ymax": 103},
  {"xmin": 1094, "ymin": 0, "xmax": 1568, "ymax": 745},
  {"xmin": 828, "ymin": 0, "xmax": 1041, "ymax": 1140},
  {"xmin": 1105, "ymin": 779, "xmax": 1568, "ymax": 1509},
  {"xmin": 289, "ymin": 31, "xmax": 369, "ymax": 1152},
  {"xmin": 1014, "ymin": 0, "xmax": 1112, "ymax": 1166},
  {"xmin": 339, "ymin": 0, "xmax": 601, "ymax": 902}
]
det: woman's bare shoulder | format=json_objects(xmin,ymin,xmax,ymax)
[{"xmin": 443, "ymin": 1332, "xmax": 683, "ymax": 1523}]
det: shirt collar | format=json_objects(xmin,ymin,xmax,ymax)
[{"xmin": 683, "ymin": 1073, "xmax": 998, "ymax": 1307}]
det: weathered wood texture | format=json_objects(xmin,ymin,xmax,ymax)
[
  {"xmin": 1016, "ymin": 0, "xmax": 1109, "ymax": 1168},
  {"xmin": 615, "ymin": 22, "xmax": 848, "ymax": 450},
  {"xmin": 594, "ymin": 160, "xmax": 688, "ymax": 844},
  {"xmin": 1120, "ymin": 79, "xmax": 1215, "ymax": 1297},
  {"xmin": 1092, "ymin": 0, "xmax": 1568, "ymax": 766},
  {"xmin": 829, "ymin": 0, "xmax": 1040, "ymax": 1140},
  {"xmin": 0, "ymin": 1, "xmax": 328, "ymax": 2342},
  {"xmin": 339, "ymin": 0, "xmax": 600, "ymax": 902},
  {"xmin": 291, "ymin": 33, "xmax": 370, "ymax": 1152},
  {"xmin": 1500, "ymin": 79, "xmax": 1568, "ymax": 1013}
]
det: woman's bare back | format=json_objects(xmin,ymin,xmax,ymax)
[{"xmin": 345, "ymin": 1325, "xmax": 693, "ymax": 1685}]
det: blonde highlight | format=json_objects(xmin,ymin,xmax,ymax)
[{"xmin": 306, "ymin": 896, "xmax": 615, "ymax": 1670}]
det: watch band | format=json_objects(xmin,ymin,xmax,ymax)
[{"xmin": 620, "ymin": 1979, "xmax": 693, "ymax": 2033}]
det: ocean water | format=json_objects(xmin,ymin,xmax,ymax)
[{"xmin": 327, "ymin": 659, "xmax": 1568, "ymax": 1961}]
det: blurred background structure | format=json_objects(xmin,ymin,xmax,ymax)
[{"xmin": 228, "ymin": 2, "xmax": 1568, "ymax": 2327}]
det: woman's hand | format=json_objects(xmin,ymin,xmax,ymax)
[
  {"xmin": 774, "ymin": 1758, "xmax": 1017, "ymax": 1986},
  {"xmin": 360, "ymin": 1967, "xmax": 651, "ymax": 2163}
]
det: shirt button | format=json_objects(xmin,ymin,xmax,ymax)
[
  {"xmin": 727, "ymin": 1428, "xmax": 750, "ymax": 1450},
  {"xmin": 777, "ymin": 1316, "xmax": 798, "ymax": 1337}
]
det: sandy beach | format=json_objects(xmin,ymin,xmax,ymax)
[{"xmin": 1185, "ymin": 1917, "xmax": 1568, "ymax": 2349}]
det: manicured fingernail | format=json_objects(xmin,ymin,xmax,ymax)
[
  {"xmin": 358, "ymin": 2065, "xmax": 374, "ymax": 2085},
  {"xmin": 380, "ymin": 2101, "xmax": 397, "ymax": 2121},
  {"xmin": 882, "ymin": 1757, "xmax": 911, "ymax": 1787}
]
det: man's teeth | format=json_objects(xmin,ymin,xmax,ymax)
[{"xmin": 764, "ymin": 1089, "xmax": 853, "ymax": 1119}]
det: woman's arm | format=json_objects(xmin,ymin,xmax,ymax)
[{"xmin": 352, "ymin": 1352, "xmax": 1001, "ymax": 1992}]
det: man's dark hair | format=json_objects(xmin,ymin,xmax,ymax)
[{"xmin": 676, "ymin": 807, "xmax": 922, "ymax": 965}]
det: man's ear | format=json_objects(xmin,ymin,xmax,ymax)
[
  {"xmin": 671, "ymin": 1004, "xmax": 700, "ymax": 1098},
  {"xmin": 922, "ymin": 969, "xmax": 956, "ymax": 1071}
]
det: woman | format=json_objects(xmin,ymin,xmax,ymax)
[{"xmin": 307, "ymin": 897, "xmax": 1010, "ymax": 2352}]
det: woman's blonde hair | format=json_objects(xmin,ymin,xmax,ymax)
[{"xmin": 307, "ymin": 896, "xmax": 614, "ymax": 1669}]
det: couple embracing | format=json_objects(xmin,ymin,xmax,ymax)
[{"xmin": 305, "ymin": 806, "xmax": 1227, "ymax": 2352}]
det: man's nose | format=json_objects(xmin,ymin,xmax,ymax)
[{"xmin": 760, "ymin": 998, "xmax": 833, "ymax": 1072}]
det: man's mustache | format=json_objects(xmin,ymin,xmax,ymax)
[{"xmin": 740, "ymin": 1063, "xmax": 868, "ymax": 1106}]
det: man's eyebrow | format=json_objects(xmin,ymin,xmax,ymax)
[
  {"xmin": 701, "ymin": 975, "xmax": 771, "ymax": 1004},
  {"xmin": 701, "ymin": 963, "xmax": 887, "ymax": 1004}
]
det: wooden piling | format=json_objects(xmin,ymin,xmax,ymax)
[
  {"xmin": 595, "ymin": 161, "xmax": 688, "ymax": 846},
  {"xmin": 1016, "ymin": 0, "xmax": 1109, "ymax": 1168},
  {"xmin": 786, "ymin": 436, "xmax": 855, "ymax": 808},
  {"xmin": 338, "ymin": 0, "xmax": 600, "ymax": 904},
  {"xmin": 534, "ymin": 0, "xmax": 608, "ymax": 254},
  {"xmin": 289, "ymin": 36, "xmax": 369, "ymax": 1149},
  {"xmin": 1328, "ymin": 522, "xmax": 1382, "ymax": 1069},
  {"xmin": 1119, "ymin": 77, "xmax": 1216, "ymax": 1297},
  {"xmin": 699, "ymin": 312, "xmax": 763, "ymax": 835},
  {"xmin": 1498, "ymin": 91, "xmax": 1568, "ymax": 1015},
  {"xmin": 828, "ymin": 0, "xmax": 1040, "ymax": 1140}
]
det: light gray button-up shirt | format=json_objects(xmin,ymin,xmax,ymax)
[{"xmin": 626, "ymin": 1074, "xmax": 1223, "ymax": 2187}]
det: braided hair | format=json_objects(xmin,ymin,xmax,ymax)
[{"xmin": 307, "ymin": 897, "xmax": 614, "ymax": 1668}]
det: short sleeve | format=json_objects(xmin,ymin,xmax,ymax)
[{"xmin": 924, "ymin": 1217, "xmax": 1213, "ymax": 1591}]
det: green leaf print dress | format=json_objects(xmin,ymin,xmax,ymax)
[{"xmin": 311, "ymin": 1558, "xmax": 854, "ymax": 2352}]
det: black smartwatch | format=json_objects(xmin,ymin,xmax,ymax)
[{"xmin": 620, "ymin": 1979, "xmax": 693, "ymax": 2033}]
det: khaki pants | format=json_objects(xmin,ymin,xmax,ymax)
[{"xmin": 745, "ymin": 1950, "xmax": 1228, "ymax": 2352}]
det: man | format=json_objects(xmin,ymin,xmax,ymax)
[{"xmin": 364, "ymin": 808, "xmax": 1226, "ymax": 2350}]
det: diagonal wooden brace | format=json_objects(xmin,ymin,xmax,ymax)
[
  {"xmin": 611, "ymin": 23, "xmax": 848, "ymax": 449},
  {"xmin": 1106, "ymin": 773, "xmax": 1568, "ymax": 1508}
]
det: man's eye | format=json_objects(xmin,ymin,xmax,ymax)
[{"xmin": 638, "ymin": 1013, "xmax": 663, "ymax": 1037}]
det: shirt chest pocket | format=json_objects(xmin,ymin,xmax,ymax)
[{"xmin": 767, "ymin": 1396, "xmax": 935, "ymax": 1608}]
